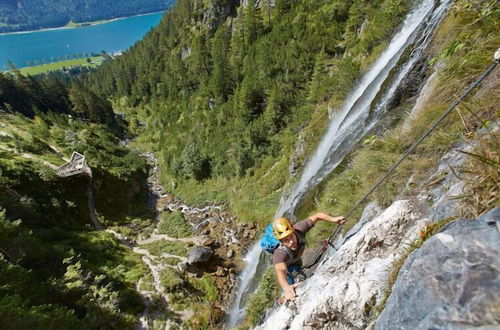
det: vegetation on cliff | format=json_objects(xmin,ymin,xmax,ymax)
[{"xmin": 0, "ymin": 70, "xmax": 150, "ymax": 327}]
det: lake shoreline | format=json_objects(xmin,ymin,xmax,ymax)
[{"xmin": 0, "ymin": 11, "xmax": 165, "ymax": 36}]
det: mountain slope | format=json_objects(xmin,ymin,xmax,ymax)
[
  {"xmin": 85, "ymin": 0, "xmax": 416, "ymax": 225},
  {"xmin": 0, "ymin": 0, "xmax": 497, "ymax": 328}
]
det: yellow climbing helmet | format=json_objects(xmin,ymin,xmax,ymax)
[{"xmin": 272, "ymin": 217, "xmax": 295, "ymax": 240}]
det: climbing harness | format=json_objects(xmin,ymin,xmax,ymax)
[{"xmin": 303, "ymin": 51, "xmax": 499, "ymax": 271}]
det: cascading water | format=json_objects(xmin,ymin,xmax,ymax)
[
  {"xmin": 227, "ymin": 0, "xmax": 451, "ymax": 327},
  {"xmin": 276, "ymin": 0, "xmax": 450, "ymax": 217},
  {"xmin": 227, "ymin": 243, "xmax": 269, "ymax": 328}
]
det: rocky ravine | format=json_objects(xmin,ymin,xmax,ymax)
[
  {"xmin": 109, "ymin": 152, "xmax": 257, "ymax": 328},
  {"xmin": 144, "ymin": 153, "xmax": 257, "ymax": 301}
]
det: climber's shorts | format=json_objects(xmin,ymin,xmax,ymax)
[{"xmin": 286, "ymin": 265, "xmax": 302, "ymax": 285}]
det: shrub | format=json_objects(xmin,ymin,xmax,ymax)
[
  {"xmin": 141, "ymin": 240, "xmax": 188, "ymax": 257},
  {"xmin": 157, "ymin": 211, "xmax": 192, "ymax": 238},
  {"xmin": 160, "ymin": 268, "xmax": 184, "ymax": 292},
  {"xmin": 245, "ymin": 267, "xmax": 280, "ymax": 326}
]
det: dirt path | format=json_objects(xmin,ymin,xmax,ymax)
[
  {"xmin": 137, "ymin": 233, "xmax": 203, "ymax": 245},
  {"xmin": 107, "ymin": 220, "xmax": 194, "ymax": 327},
  {"xmin": 133, "ymin": 247, "xmax": 187, "ymax": 265}
]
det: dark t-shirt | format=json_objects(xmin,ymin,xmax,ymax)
[{"xmin": 273, "ymin": 219, "xmax": 314, "ymax": 266}]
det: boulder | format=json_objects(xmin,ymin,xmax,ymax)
[
  {"xmin": 215, "ymin": 266, "xmax": 226, "ymax": 277},
  {"xmin": 177, "ymin": 262, "xmax": 188, "ymax": 273},
  {"xmin": 375, "ymin": 208, "xmax": 500, "ymax": 329},
  {"xmin": 226, "ymin": 249, "xmax": 234, "ymax": 259},
  {"xmin": 187, "ymin": 246, "xmax": 214, "ymax": 265},
  {"xmin": 201, "ymin": 238, "xmax": 216, "ymax": 247}
]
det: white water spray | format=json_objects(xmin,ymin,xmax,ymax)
[{"xmin": 227, "ymin": 243, "xmax": 265, "ymax": 328}]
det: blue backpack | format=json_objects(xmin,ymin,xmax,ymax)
[{"xmin": 260, "ymin": 224, "xmax": 280, "ymax": 254}]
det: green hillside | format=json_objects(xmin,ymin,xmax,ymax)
[
  {"xmin": 86, "ymin": 0, "xmax": 421, "ymax": 224},
  {"xmin": 0, "ymin": 70, "xmax": 151, "ymax": 328}
]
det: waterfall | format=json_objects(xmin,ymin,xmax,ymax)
[
  {"xmin": 227, "ymin": 0, "xmax": 451, "ymax": 327},
  {"xmin": 226, "ymin": 243, "xmax": 268, "ymax": 328},
  {"xmin": 276, "ymin": 0, "xmax": 449, "ymax": 217}
]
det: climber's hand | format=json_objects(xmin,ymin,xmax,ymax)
[
  {"xmin": 284, "ymin": 282, "xmax": 302, "ymax": 301},
  {"xmin": 332, "ymin": 216, "xmax": 346, "ymax": 225}
]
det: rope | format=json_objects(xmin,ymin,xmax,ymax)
[{"xmin": 303, "ymin": 57, "xmax": 498, "ymax": 270}]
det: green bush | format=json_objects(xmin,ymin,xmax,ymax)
[
  {"xmin": 245, "ymin": 267, "xmax": 280, "ymax": 326},
  {"xmin": 141, "ymin": 240, "xmax": 189, "ymax": 257},
  {"xmin": 157, "ymin": 211, "xmax": 192, "ymax": 238}
]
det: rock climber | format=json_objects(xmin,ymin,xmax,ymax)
[{"xmin": 273, "ymin": 213, "xmax": 346, "ymax": 303}]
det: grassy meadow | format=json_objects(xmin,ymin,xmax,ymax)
[{"xmin": 17, "ymin": 56, "xmax": 105, "ymax": 75}]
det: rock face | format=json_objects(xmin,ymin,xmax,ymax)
[
  {"xmin": 255, "ymin": 126, "xmax": 498, "ymax": 329},
  {"xmin": 375, "ymin": 208, "xmax": 500, "ymax": 329},
  {"xmin": 188, "ymin": 246, "xmax": 214, "ymax": 265},
  {"xmin": 289, "ymin": 131, "xmax": 305, "ymax": 177},
  {"xmin": 257, "ymin": 200, "xmax": 427, "ymax": 330},
  {"xmin": 201, "ymin": 0, "xmax": 234, "ymax": 31}
]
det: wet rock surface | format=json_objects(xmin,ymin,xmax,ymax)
[{"xmin": 375, "ymin": 208, "xmax": 500, "ymax": 330}]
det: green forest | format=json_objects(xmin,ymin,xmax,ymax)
[
  {"xmin": 86, "ymin": 0, "xmax": 418, "ymax": 223},
  {"xmin": 0, "ymin": 0, "xmax": 498, "ymax": 328},
  {"xmin": 0, "ymin": 0, "xmax": 175, "ymax": 33},
  {"xmin": 0, "ymin": 70, "xmax": 152, "ymax": 327}
]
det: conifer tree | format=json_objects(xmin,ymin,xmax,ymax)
[
  {"xmin": 68, "ymin": 83, "xmax": 115, "ymax": 124},
  {"xmin": 62, "ymin": 254, "xmax": 123, "ymax": 328},
  {"xmin": 308, "ymin": 47, "xmax": 329, "ymax": 102},
  {"xmin": 193, "ymin": 34, "xmax": 212, "ymax": 79},
  {"xmin": 210, "ymin": 24, "xmax": 233, "ymax": 102},
  {"xmin": 181, "ymin": 142, "xmax": 212, "ymax": 181},
  {"xmin": 243, "ymin": 0, "xmax": 263, "ymax": 46}
]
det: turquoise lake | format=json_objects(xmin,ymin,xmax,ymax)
[{"xmin": 0, "ymin": 12, "xmax": 164, "ymax": 70}]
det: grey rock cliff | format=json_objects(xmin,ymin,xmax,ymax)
[
  {"xmin": 256, "ymin": 200, "xmax": 428, "ymax": 330},
  {"xmin": 375, "ymin": 208, "xmax": 500, "ymax": 330}
]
